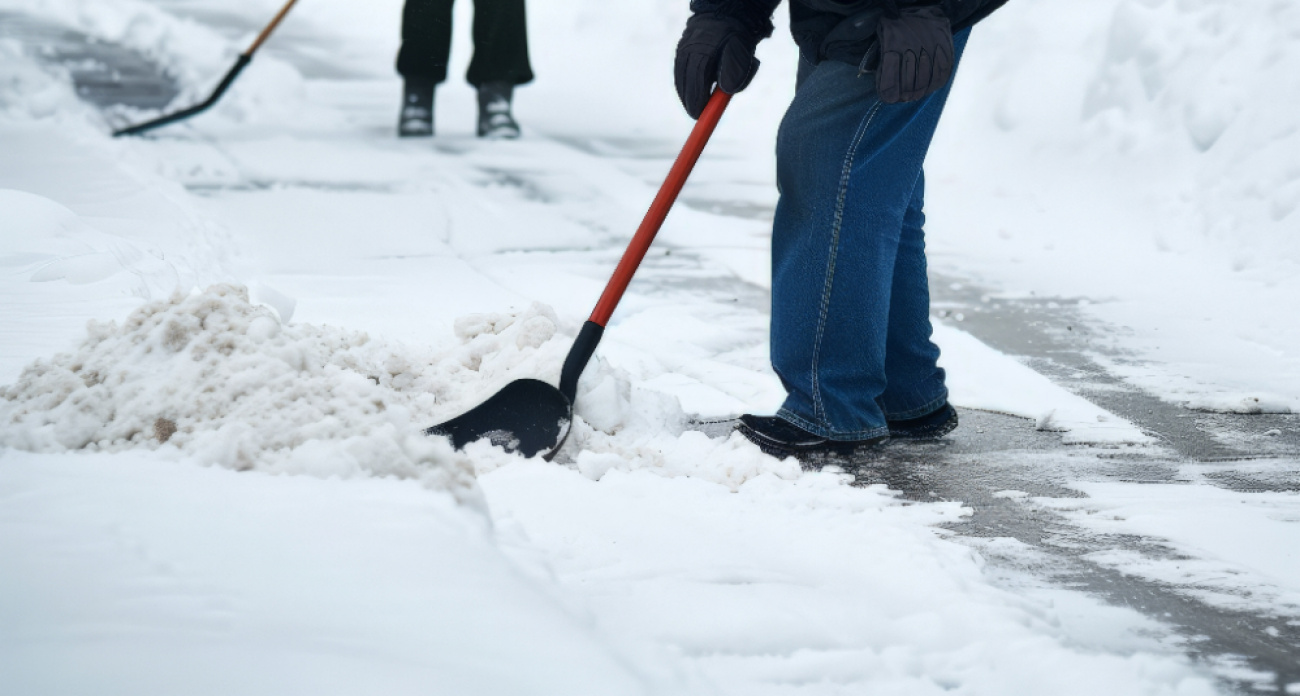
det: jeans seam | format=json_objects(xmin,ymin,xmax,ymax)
[{"xmin": 809, "ymin": 98, "xmax": 883, "ymax": 424}]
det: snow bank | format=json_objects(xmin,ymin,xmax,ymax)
[
  {"xmin": 955, "ymin": 0, "xmax": 1300, "ymax": 271},
  {"xmin": 1085, "ymin": 0, "xmax": 1300, "ymax": 268},
  {"xmin": 0, "ymin": 285, "xmax": 479, "ymax": 497}
]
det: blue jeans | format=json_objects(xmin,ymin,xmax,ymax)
[{"xmin": 770, "ymin": 30, "xmax": 970, "ymax": 440}]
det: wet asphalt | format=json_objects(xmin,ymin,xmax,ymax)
[
  {"xmin": 911, "ymin": 277, "xmax": 1300, "ymax": 691},
  {"xmin": 690, "ymin": 271, "xmax": 1300, "ymax": 692},
  {"xmin": 10, "ymin": 15, "xmax": 1300, "ymax": 693}
]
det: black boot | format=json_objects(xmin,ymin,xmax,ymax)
[
  {"xmin": 477, "ymin": 82, "xmax": 520, "ymax": 139},
  {"xmin": 737, "ymin": 414, "xmax": 887, "ymax": 464},
  {"xmin": 398, "ymin": 78, "xmax": 435, "ymax": 137},
  {"xmin": 887, "ymin": 402, "xmax": 959, "ymax": 440}
]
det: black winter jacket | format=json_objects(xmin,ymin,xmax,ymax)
[{"xmin": 691, "ymin": 0, "xmax": 1008, "ymax": 66}]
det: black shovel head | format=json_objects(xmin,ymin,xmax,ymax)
[{"xmin": 425, "ymin": 378, "xmax": 572, "ymax": 460}]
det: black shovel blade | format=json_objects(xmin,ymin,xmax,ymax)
[{"xmin": 425, "ymin": 379, "xmax": 572, "ymax": 460}]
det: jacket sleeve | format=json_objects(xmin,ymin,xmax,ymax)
[{"xmin": 689, "ymin": 0, "xmax": 785, "ymax": 39}]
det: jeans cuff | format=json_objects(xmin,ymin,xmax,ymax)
[
  {"xmin": 777, "ymin": 408, "xmax": 891, "ymax": 442},
  {"xmin": 880, "ymin": 389, "xmax": 949, "ymax": 422}
]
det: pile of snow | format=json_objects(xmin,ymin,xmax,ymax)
[
  {"xmin": 0, "ymin": 283, "xmax": 792, "ymax": 494},
  {"xmin": 0, "ymin": 285, "xmax": 479, "ymax": 495}
]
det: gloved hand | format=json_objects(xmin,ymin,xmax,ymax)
[
  {"xmin": 675, "ymin": 14, "xmax": 762, "ymax": 119},
  {"xmin": 874, "ymin": 6, "xmax": 954, "ymax": 104}
]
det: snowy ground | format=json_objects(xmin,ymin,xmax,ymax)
[{"xmin": 1, "ymin": 0, "xmax": 1298, "ymax": 693}]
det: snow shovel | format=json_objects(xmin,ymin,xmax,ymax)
[
  {"xmin": 427, "ymin": 89, "xmax": 733, "ymax": 459},
  {"xmin": 113, "ymin": 0, "xmax": 301, "ymax": 137}
]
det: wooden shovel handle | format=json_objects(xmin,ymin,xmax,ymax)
[{"xmin": 245, "ymin": 0, "xmax": 302, "ymax": 55}]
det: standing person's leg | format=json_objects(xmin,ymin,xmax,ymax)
[
  {"xmin": 397, "ymin": 0, "xmax": 455, "ymax": 83},
  {"xmin": 469, "ymin": 0, "xmax": 533, "ymax": 137},
  {"xmin": 467, "ymin": 0, "xmax": 533, "ymax": 87},
  {"xmin": 758, "ymin": 30, "xmax": 969, "ymax": 446},
  {"xmin": 395, "ymin": 0, "xmax": 455, "ymax": 136},
  {"xmin": 877, "ymin": 172, "xmax": 959, "ymax": 438}
]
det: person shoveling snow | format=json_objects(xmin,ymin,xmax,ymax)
[
  {"xmin": 428, "ymin": 0, "xmax": 1011, "ymax": 464},
  {"xmin": 675, "ymin": 0, "xmax": 1010, "ymax": 462}
]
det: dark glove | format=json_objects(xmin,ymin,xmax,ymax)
[
  {"xmin": 875, "ymin": 6, "xmax": 954, "ymax": 104},
  {"xmin": 675, "ymin": 14, "xmax": 762, "ymax": 119}
]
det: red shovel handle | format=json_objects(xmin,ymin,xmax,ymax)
[
  {"xmin": 558, "ymin": 89, "xmax": 732, "ymax": 403},
  {"xmin": 589, "ymin": 90, "xmax": 732, "ymax": 326}
]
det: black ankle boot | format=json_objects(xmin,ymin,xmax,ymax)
[
  {"xmin": 477, "ymin": 82, "xmax": 520, "ymax": 139},
  {"xmin": 887, "ymin": 402, "xmax": 959, "ymax": 440},
  {"xmin": 398, "ymin": 79, "xmax": 434, "ymax": 137},
  {"xmin": 737, "ymin": 414, "xmax": 887, "ymax": 463}
]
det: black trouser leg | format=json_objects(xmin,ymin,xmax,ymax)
[
  {"xmin": 467, "ymin": 0, "xmax": 533, "ymax": 87},
  {"xmin": 397, "ymin": 0, "xmax": 454, "ymax": 83}
]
